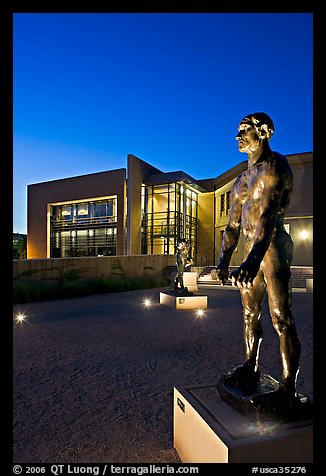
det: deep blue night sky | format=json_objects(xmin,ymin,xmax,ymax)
[{"xmin": 13, "ymin": 13, "xmax": 313, "ymax": 234}]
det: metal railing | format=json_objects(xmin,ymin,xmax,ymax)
[{"xmin": 51, "ymin": 216, "xmax": 117, "ymax": 229}]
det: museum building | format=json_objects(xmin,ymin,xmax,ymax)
[{"xmin": 27, "ymin": 152, "xmax": 313, "ymax": 267}]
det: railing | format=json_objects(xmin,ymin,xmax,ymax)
[
  {"xmin": 192, "ymin": 256, "xmax": 209, "ymax": 268},
  {"xmin": 52, "ymin": 216, "xmax": 117, "ymax": 229}
]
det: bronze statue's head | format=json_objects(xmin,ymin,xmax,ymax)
[
  {"xmin": 178, "ymin": 238, "xmax": 190, "ymax": 250},
  {"xmin": 240, "ymin": 112, "xmax": 274, "ymax": 141}
]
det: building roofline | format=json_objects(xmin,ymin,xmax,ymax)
[
  {"xmin": 286, "ymin": 151, "xmax": 313, "ymax": 166},
  {"xmin": 145, "ymin": 169, "xmax": 208, "ymax": 192},
  {"xmin": 28, "ymin": 167, "xmax": 127, "ymax": 187},
  {"xmin": 213, "ymin": 160, "xmax": 248, "ymax": 188},
  {"xmin": 127, "ymin": 154, "xmax": 163, "ymax": 177},
  {"xmin": 212, "ymin": 151, "xmax": 313, "ymax": 189}
]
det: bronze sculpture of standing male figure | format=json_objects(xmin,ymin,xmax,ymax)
[
  {"xmin": 214, "ymin": 112, "xmax": 301, "ymax": 400},
  {"xmin": 172, "ymin": 238, "xmax": 193, "ymax": 295}
]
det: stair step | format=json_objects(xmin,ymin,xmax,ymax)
[{"xmin": 197, "ymin": 266, "xmax": 313, "ymax": 289}]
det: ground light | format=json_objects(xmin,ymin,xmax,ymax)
[
  {"xmin": 196, "ymin": 309, "xmax": 205, "ymax": 318},
  {"xmin": 143, "ymin": 298, "xmax": 152, "ymax": 307},
  {"xmin": 15, "ymin": 312, "xmax": 27, "ymax": 323}
]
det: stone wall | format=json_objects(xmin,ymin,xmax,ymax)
[{"xmin": 13, "ymin": 254, "xmax": 176, "ymax": 283}]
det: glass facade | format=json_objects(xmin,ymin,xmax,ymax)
[
  {"xmin": 141, "ymin": 182, "xmax": 198, "ymax": 257},
  {"xmin": 50, "ymin": 198, "xmax": 117, "ymax": 257}
]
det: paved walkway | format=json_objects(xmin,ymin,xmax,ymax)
[{"xmin": 13, "ymin": 286, "xmax": 313, "ymax": 463}]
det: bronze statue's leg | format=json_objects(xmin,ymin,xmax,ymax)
[
  {"xmin": 262, "ymin": 239, "xmax": 301, "ymax": 393},
  {"xmin": 173, "ymin": 273, "xmax": 179, "ymax": 291},
  {"xmin": 221, "ymin": 275, "xmax": 265, "ymax": 394},
  {"xmin": 179, "ymin": 271, "xmax": 184, "ymax": 289},
  {"xmin": 240, "ymin": 269, "xmax": 266, "ymax": 371},
  {"xmin": 266, "ymin": 280, "xmax": 300, "ymax": 391}
]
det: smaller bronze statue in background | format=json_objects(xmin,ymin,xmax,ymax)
[{"xmin": 172, "ymin": 239, "xmax": 193, "ymax": 295}]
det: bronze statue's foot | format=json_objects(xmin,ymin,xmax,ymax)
[
  {"xmin": 278, "ymin": 377, "xmax": 297, "ymax": 396},
  {"xmin": 171, "ymin": 287, "xmax": 193, "ymax": 296},
  {"xmin": 171, "ymin": 287, "xmax": 183, "ymax": 295},
  {"xmin": 183, "ymin": 287, "xmax": 193, "ymax": 295},
  {"xmin": 250, "ymin": 384, "xmax": 300, "ymax": 414},
  {"xmin": 222, "ymin": 362, "xmax": 260, "ymax": 395}
]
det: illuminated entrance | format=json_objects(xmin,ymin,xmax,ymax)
[{"xmin": 141, "ymin": 182, "xmax": 198, "ymax": 257}]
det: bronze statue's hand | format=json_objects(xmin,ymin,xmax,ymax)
[
  {"xmin": 229, "ymin": 261, "xmax": 260, "ymax": 288},
  {"xmin": 211, "ymin": 267, "xmax": 229, "ymax": 285}
]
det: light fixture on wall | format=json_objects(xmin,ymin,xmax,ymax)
[{"xmin": 299, "ymin": 229, "xmax": 310, "ymax": 240}]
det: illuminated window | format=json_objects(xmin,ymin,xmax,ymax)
[
  {"xmin": 141, "ymin": 181, "xmax": 198, "ymax": 256},
  {"xmin": 77, "ymin": 203, "xmax": 88, "ymax": 217},
  {"xmin": 226, "ymin": 191, "xmax": 231, "ymax": 212},
  {"xmin": 62, "ymin": 205, "xmax": 71, "ymax": 220},
  {"xmin": 50, "ymin": 197, "xmax": 117, "ymax": 257},
  {"xmin": 220, "ymin": 194, "xmax": 225, "ymax": 215}
]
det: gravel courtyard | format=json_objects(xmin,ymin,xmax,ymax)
[{"xmin": 13, "ymin": 286, "xmax": 313, "ymax": 464}]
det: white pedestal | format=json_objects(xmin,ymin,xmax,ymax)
[
  {"xmin": 306, "ymin": 278, "xmax": 313, "ymax": 293},
  {"xmin": 173, "ymin": 385, "xmax": 313, "ymax": 463},
  {"xmin": 160, "ymin": 292, "xmax": 208, "ymax": 310},
  {"xmin": 170, "ymin": 271, "xmax": 198, "ymax": 293}
]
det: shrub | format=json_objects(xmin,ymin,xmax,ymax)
[{"xmin": 13, "ymin": 276, "xmax": 169, "ymax": 304}]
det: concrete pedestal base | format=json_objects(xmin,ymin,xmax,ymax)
[
  {"xmin": 306, "ymin": 278, "xmax": 313, "ymax": 293},
  {"xmin": 160, "ymin": 292, "xmax": 208, "ymax": 309},
  {"xmin": 173, "ymin": 385, "xmax": 313, "ymax": 463}
]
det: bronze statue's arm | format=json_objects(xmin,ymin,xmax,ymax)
[
  {"xmin": 214, "ymin": 181, "xmax": 242, "ymax": 284},
  {"xmin": 218, "ymin": 221, "xmax": 241, "ymax": 270}
]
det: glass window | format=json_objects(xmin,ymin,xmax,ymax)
[
  {"xmin": 169, "ymin": 184, "xmax": 175, "ymax": 211},
  {"xmin": 226, "ymin": 191, "xmax": 231, "ymax": 212},
  {"xmin": 141, "ymin": 185, "xmax": 146, "ymax": 214},
  {"xmin": 61, "ymin": 205, "xmax": 71, "ymax": 220},
  {"xmin": 77, "ymin": 203, "xmax": 88, "ymax": 217},
  {"xmin": 52, "ymin": 206, "xmax": 60, "ymax": 220},
  {"xmin": 95, "ymin": 202, "xmax": 106, "ymax": 217},
  {"xmin": 107, "ymin": 200, "xmax": 114, "ymax": 217},
  {"xmin": 220, "ymin": 194, "xmax": 225, "ymax": 214},
  {"xmin": 186, "ymin": 197, "xmax": 191, "ymax": 215},
  {"xmin": 140, "ymin": 181, "xmax": 198, "ymax": 257},
  {"xmin": 192, "ymin": 198, "xmax": 196, "ymax": 217},
  {"xmin": 153, "ymin": 185, "xmax": 169, "ymax": 213},
  {"xmin": 88, "ymin": 203, "xmax": 94, "ymax": 218},
  {"xmin": 50, "ymin": 197, "xmax": 117, "ymax": 258},
  {"xmin": 180, "ymin": 192, "xmax": 184, "ymax": 215}
]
